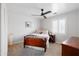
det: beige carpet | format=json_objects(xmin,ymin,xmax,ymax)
[
  {"xmin": 8, "ymin": 43, "xmax": 44, "ymax": 56},
  {"xmin": 8, "ymin": 43, "xmax": 62, "ymax": 56},
  {"xmin": 44, "ymin": 43, "xmax": 62, "ymax": 56}
]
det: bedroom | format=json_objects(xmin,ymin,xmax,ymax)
[{"xmin": 0, "ymin": 3, "xmax": 79, "ymax": 56}]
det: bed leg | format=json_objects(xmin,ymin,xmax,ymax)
[
  {"xmin": 44, "ymin": 48, "xmax": 46, "ymax": 52},
  {"xmin": 24, "ymin": 41, "xmax": 25, "ymax": 48},
  {"xmin": 44, "ymin": 38, "xmax": 47, "ymax": 52},
  {"xmin": 24, "ymin": 44, "xmax": 25, "ymax": 48},
  {"xmin": 24, "ymin": 36, "xmax": 25, "ymax": 48},
  {"xmin": 44, "ymin": 44, "xmax": 46, "ymax": 52}
]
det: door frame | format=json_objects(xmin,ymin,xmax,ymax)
[{"xmin": 1, "ymin": 3, "xmax": 8, "ymax": 56}]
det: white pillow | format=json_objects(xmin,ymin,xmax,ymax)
[{"xmin": 35, "ymin": 30, "xmax": 48, "ymax": 34}]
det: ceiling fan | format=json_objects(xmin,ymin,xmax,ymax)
[{"xmin": 32, "ymin": 9, "xmax": 56, "ymax": 19}]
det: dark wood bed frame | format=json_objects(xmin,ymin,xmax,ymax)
[{"xmin": 24, "ymin": 36, "xmax": 47, "ymax": 52}]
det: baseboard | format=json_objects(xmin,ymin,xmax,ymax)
[
  {"xmin": 55, "ymin": 41, "xmax": 62, "ymax": 44},
  {"xmin": 8, "ymin": 40, "xmax": 23, "ymax": 45}
]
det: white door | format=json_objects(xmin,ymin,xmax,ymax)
[
  {"xmin": 0, "ymin": 3, "xmax": 1, "ymax": 56},
  {"xmin": 1, "ymin": 3, "xmax": 8, "ymax": 56}
]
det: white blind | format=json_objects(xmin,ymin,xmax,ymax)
[{"xmin": 52, "ymin": 19, "xmax": 66, "ymax": 34}]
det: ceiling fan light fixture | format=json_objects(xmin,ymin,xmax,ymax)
[
  {"xmin": 41, "ymin": 9, "xmax": 44, "ymax": 11},
  {"xmin": 32, "ymin": 8, "xmax": 52, "ymax": 19}
]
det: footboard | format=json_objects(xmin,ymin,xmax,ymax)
[{"xmin": 24, "ymin": 36, "xmax": 47, "ymax": 52}]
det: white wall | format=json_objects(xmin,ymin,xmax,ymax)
[
  {"xmin": 42, "ymin": 9, "xmax": 79, "ymax": 43},
  {"xmin": 40, "ymin": 19, "xmax": 53, "ymax": 31},
  {"xmin": 7, "ymin": 4, "xmax": 41, "ymax": 43},
  {"xmin": 0, "ymin": 3, "xmax": 1, "ymax": 55},
  {"xmin": 8, "ymin": 15, "xmax": 40, "ymax": 43},
  {"xmin": 77, "ymin": 10, "xmax": 79, "ymax": 35}
]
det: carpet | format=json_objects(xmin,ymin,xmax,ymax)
[
  {"xmin": 8, "ymin": 43, "xmax": 61, "ymax": 56},
  {"xmin": 8, "ymin": 44, "xmax": 45, "ymax": 56}
]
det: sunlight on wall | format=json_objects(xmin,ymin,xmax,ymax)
[{"xmin": 52, "ymin": 18, "xmax": 66, "ymax": 34}]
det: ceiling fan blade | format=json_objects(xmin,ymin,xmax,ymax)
[
  {"xmin": 43, "ymin": 16, "xmax": 47, "ymax": 19},
  {"xmin": 43, "ymin": 11, "xmax": 52, "ymax": 15},
  {"xmin": 32, "ymin": 15, "xmax": 41, "ymax": 16}
]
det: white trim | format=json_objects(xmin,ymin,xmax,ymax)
[
  {"xmin": 9, "ymin": 40, "xmax": 23, "ymax": 45},
  {"xmin": 1, "ymin": 3, "xmax": 8, "ymax": 56}
]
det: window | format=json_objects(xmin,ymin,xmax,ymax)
[
  {"xmin": 53, "ymin": 20, "xmax": 58, "ymax": 33},
  {"xmin": 52, "ymin": 19, "xmax": 66, "ymax": 34}
]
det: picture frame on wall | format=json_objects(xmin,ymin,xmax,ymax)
[{"xmin": 25, "ymin": 21, "xmax": 31, "ymax": 27}]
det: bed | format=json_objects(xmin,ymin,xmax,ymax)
[{"xmin": 24, "ymin": 30, "xmax": 49, "ymax": 52}]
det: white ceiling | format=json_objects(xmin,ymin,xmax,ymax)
[
  {"xmin": 52, "ymin": 3, "xmax": 79, "ymax": 15},
  {"xmin": 6, "ymin": 3, "xmax": 79, "ymax": 17}
]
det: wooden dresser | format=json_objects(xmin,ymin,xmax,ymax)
[{"xmin": 62, "ymin": 37, "xmax": 79, "ymax": 56}]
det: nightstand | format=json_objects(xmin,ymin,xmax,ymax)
[{"xmin": 49, "ymin": 35, "xmax": 55, "ymax": 43}]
